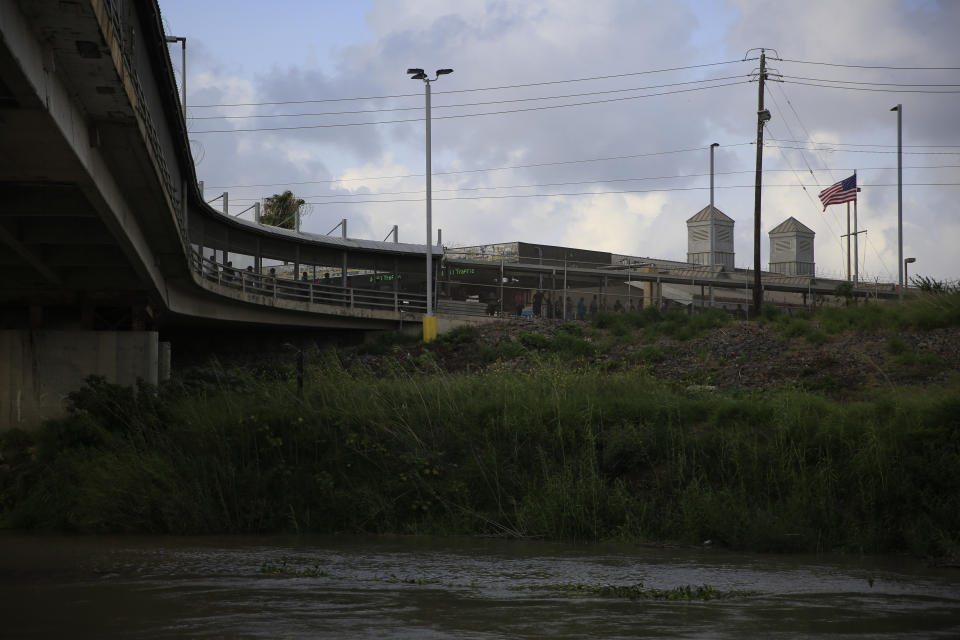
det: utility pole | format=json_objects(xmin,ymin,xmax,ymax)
[
  {"xmin": 853, "ymin": 185, "xmax": 860, "ymax": 284},
  {"xmin": 751, "ymin": 50, "xmax": 769, "ymax": 317},
  {"xmin": 891, "ymin": 104, "xmax": 903, "ymax": 302}
]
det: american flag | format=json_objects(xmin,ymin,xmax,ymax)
[{"xmin": 818, "ymin": 174, "xmax": 857, "ymax": 211}]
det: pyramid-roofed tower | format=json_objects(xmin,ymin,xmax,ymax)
[
  {"xmin": 769, "ymin": 216, "xmax": 815, "ymax": 276},
  {"xmin": 686, "ymin": 205, "xmax": 734, "ymax": 270}
]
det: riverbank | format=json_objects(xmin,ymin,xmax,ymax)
[{"xmin": 1, "ymin": 296, "xmax": 958, "ymax": 560}]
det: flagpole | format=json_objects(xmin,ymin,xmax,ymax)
[
  {"xmin": 846, "ymin": 202, "xmax": 851, "ymax": 281},
  {"xmin": 853, "ymin": 170, "xmax": 859, "ymax": 286}
]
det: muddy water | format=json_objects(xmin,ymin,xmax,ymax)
[{"xmin": 1, "ymin": 534, "xmax": 957, "ymax": 638}]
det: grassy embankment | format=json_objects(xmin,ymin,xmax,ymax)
[{"xmin": 1, "ymin": 293, "xmax": 958, "ymax": 558}]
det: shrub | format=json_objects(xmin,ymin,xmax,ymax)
[
  {"xmin": 437, "ymin": 325, "xmax": 480, "ymax": 345},
  {"xmin": 518, "ymin": 332, "xmax": 550, "ymax": 350},
  {"xmin": 558, "ymin": 322, "xmax": 583, "ymax": 337},
  {"xmin": 886, "ymin": 337, "xmax": 908, "ymax": 355},
  {"xmin": 549, "ymin": 333, "xmax": 596, "ymax": 358}
]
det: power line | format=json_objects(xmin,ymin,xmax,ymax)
[
  {"xmin": 765, "ymin": 139, "xmax": 960, "ymax": 149},
  {"xmin": 226, "ymin": 165, "xmax": 960, "ymax": 202},
  {"xmin": 190, "ymin": 81, "xmax": 747, "ymax": 133},
  {"xmin": 767, "ymin": 145, "xmax": 960, "ymax": 155},
  {"xmin": 187, "ymin": 74, "xmax": 748, "ymax": 121},
  {"xmin": 776, "ymin": 57, "xmax": 960, "ymax": 70},
  {"xmin": 294, "ymin": 182, "xmax": 960, "ymax": 206},
  {"xmin": 766, "ymin": 83, "xmax": 848, "ymax": 259},
  {"xmin": 780, "ymin": 74, "xmax": 960, "ymax": 88},
  {"xmin": 781, "ymin": 79, "xmax": 960, "ymax": 94},
  {"xmin": 203, "ymin": 142, "xmax": 755, "ymax": 189},
  {"xmin": 189, "ymin": 58, "xmax": 754, "ymax": 108}
]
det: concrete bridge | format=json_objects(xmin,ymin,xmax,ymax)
[
  {"xmin": 0, "ymin": 0, "xmax": 897, "ymax": 429},
  {"xmin": 0, "ymin": 0, "xmax": 468, "ymax": 428}
]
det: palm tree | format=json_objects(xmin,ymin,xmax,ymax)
[{"xmin": 261, "ymin": 190, "xmax": 306, "ymax": 230}]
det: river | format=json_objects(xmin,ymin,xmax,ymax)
[{"xmin": 1, "ymin": 534, "xmax": 957, "ymax": 638}]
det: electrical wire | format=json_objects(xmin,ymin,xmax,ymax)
[
  {"xmin": 187, "ymin": 74, "xmax": 748, "ymax": 120},
  {"xmin": 763, "ymin": 139, "xmax": 960, "ymax": 149},
  {"xmin": 188, "ymin": 58, "xmax": 755, "ymax": 108},
  {"xmin": 215, "ymin": 163, "xmax": 960, "ymax": 195},
  {"xmin": 780, "ymin": 75, "xmax": 960, "ymax": 88},
  {"xmin": 766, "ymin": 145, "xmax": 960, "ymax": 155},
  {"xmin": 776, "ymin": 57, "xmax": 960, "ymax": 70},
  {"xmin": 780, "ymin": 79, "xmax": 960, "ymax": 94},
  {"xmin": 291, "ymin": 182, "xmax": 960, "ymax": 206},
  {"xmin": 224, "ymin": 165, "xmax": 960, "ymax": 202},
  {"xmin": 203, "ymin": 143, "xmax": 755, "ymax": 189},
  {"xmin": 190, "ymin": 80, "xmax": 748, "ymax": 133}
]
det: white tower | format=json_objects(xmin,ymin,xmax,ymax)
[
  {"xmin": 686, "ymin": 205, "xmax": 734, "ymax": 270},
  {"xmin": 769, "ymin": 217, "xmax": 815, "ymax": 276}
]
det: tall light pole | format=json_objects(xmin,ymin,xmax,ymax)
[
  {"xmin": 891, "ymin": 104, "xmax": 903, "ymax": 302},
  {"xmin": 165, "ymin": 36, "xmax": 187, "ymax": 119},
  {"xmin": 407, "ymin": 67, "xmax": 453, "ymax": 341},
  {"xmin": 709, "ymin": 142, "xmax": 719, "ymax": 307}
]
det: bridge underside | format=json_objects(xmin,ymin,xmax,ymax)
[{"xmin": 0, "ymin": 0, "xmax": 181, "ymax": 331}]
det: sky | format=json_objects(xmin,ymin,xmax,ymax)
[{"xmin": 158, "ymin": 0, "xmax": 960, "ymax": 283}]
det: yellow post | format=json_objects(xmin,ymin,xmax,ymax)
[{"xmin": 422, "ymin": 315, "xmax": 438, "ymax": 342}]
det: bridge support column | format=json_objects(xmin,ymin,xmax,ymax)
[{"xmin": 0, "ymin": 330, "xmax": 159, "ymax": 430}]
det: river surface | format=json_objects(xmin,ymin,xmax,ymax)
[{"xmin": 1, "ymin": 534, "xmax": 957, "ymax": 638}]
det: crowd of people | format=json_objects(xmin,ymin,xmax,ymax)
[{"xmin": 487, "ymin": 289, "xmax": 639, "ymax": 320}]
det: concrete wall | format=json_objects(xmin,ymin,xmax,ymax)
[{"xmin": 0, "ymin": 330, "xmax": 159, "ymax": 430}]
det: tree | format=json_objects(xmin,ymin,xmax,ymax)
[{"xmin": 261, "ymin": 190, "xmax": 307, "ymax": 230}]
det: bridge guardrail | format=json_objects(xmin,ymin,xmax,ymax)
[{"xmin": 190, "ymin": 251, "xmax": 427, "ymax": 314}]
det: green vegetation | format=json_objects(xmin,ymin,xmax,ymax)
[
  {"xmin": 1, "ymin": 360, "xmax": 957, "ymax": 559},
  {"xmin": 816, "ymin": 292, "xmax": 960, "ymax": 333},
  {"xmin": 1, "ymin": 293, "xmax": 958, "ymax": 560},
  {"xmin": 593, "ymin": 308, "xmax": 730, "ymax": 341},
  {"xmin": 261, "ymin": 190, "xmax": 307, "ymax": 230}
]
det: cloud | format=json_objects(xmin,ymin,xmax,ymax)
[{"xmin": 169, "ymin": 0, "xmax": 960, "ymax": 281}]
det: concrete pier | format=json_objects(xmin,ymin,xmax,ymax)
[{"xmin": 0, "ymin": 330, "xmax": 159, "ymax": 430}]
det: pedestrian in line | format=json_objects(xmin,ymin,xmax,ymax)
[
  {"xmin": 577, "ymin": 297, "xmax": 586, "ymax": 321},
  {"xmin": 589, "ymin": 294, "xmax": 598, "ymax": 318},
  {"xmin": 565, "ymin": 296, "xmax": 573, "ymax": 320},
  {"xmin": 533, "ymin": 290, "xmax": 544, "ymax": 317}
]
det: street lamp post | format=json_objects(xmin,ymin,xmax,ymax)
[
  {"xmin": 165, "ymin": 36, "xmax": 187, "ymax": 118},
  {"xmin": 904, "ymin": 257, "xmax": 916, "ymax": 292},
  {"xmin": 408, "ymin": 67, "xmax": 453, "ymax": 341},
  {"xmin": 709, "ymin": 142, "xmax": 719, "ymax": 307},
  {"xmin": 891, "ymin": 104, "xmax": 903, "ymax": 301}
]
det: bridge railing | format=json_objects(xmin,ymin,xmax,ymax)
[{"xmin": 190, "ymin": 251, "xmax": 427, "ymax": 314}]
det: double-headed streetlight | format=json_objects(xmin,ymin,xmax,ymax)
[
  {"xmin": 904, "ymin": 257, "xmax": 916, "ymax": 291},
  {"xmin": 407, "ymin": 67, "xmax": 453, "ymax": 341}
]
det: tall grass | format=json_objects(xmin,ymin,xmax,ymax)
[
  {"xmin": 814, "ymin": 292, "xmax": 960, "ymax": 333},
  {"xmin": 1, "ymin": 363, "xmax": 957, "ymax": 558}
]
